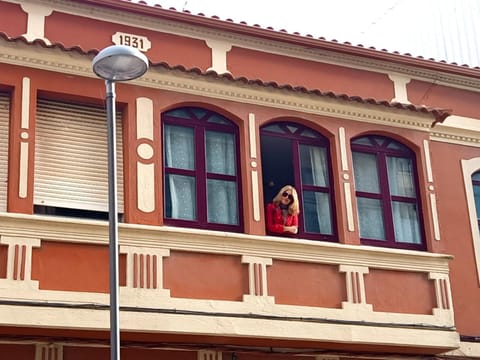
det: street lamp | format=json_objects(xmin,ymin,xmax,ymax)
[{"xmin": 92, "ymin": 45, "xmax": 148, "ymax": 360}]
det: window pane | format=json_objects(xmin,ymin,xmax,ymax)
[
  {"xmin": 352, "ymin": 152, "xmax": 380, "ymax": 193},
  {"xmin": 206, "ymin": 131, "xmax": 235, "ymax": 175},
  {"xmin": 387, "ymin": 156, "xmax": 415, "ymax": 197},
  {"xmin": 473, "ymin": 172, "xmax": 480, "ymax": 181},
  {"xmin": 165, "ymin": 174, "xmax": 196, "ymax": 220},
  {"xmin": 299, "ymin": 144, "xmax": 328, "ymax": 186},
  {"xmin": 303, "ymin": 191, "xmax": 333, "ymax": 234},
  {"xmin": 357, "ymin": 197, "xmax": 385, "ymax": 240},
  {"xmin": 164, "ymin": 125, "xmax": 194, "ymax": 170},
  {"xmin": 207, "ymin": 179, "xmax": 238, "ymax": 225},
  {"xmin": 392, "ymin": 201, "xmax": 421, "ymax": 244},
  {"xmin": 474, "ymin": 183, "xmax": 480, "ymax": 220}
]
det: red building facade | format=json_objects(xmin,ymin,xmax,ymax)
[{"xmin": 0, "ymin": 1, "xmax": 479, "ymax": 359}]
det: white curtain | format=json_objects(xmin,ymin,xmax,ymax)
[
  {"xmin": 300, "ymin": 145, "xmax": 332, "ymax": 234},
  {"xmin": 205, "ymin": 131, "xmax": 238, "ymax": 225},
  {"xmin": 352, "ymin": 152, "xmax": 380, "ymax": 193},
  {"xmin": 164, "ymin": 125, "xmax": 196, "ymax": 220},
  {"xmin": 387, "ymin": 156, "xmax": 415, "ymax": 197},
  {"xmin": 392, "ymin": 201, "xmax": 421, "ymax": 244},
  {"xmin": 387, "ymin": 156, "xmax": 420, "ymax": 243},
  {"xmin": 357, "ymin": 197, "xmax": 385, "ymax": 240}
]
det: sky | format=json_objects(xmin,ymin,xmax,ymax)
[{"xmin": 142, "ymin": 0, "xmax": 480, "ymax": 68}]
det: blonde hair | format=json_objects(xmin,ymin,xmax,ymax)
[{"xmin": 272, "ymin": 185, "xmax": 300, "ymax": 215}]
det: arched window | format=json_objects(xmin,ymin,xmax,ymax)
[
  {"xmin": 162, "ymin": 107, "xmax": 242, "ymax": 232},
  {"xmin": 260, "ymin": 122, "xmax": 336, "ymax": 241},
  {"xmin": 351, "ymin": 135, "xmax": 424, "ymax": 250},
  {"xmin": 472, "ymin": 171, "xmax": 480, "ymax": 232}
]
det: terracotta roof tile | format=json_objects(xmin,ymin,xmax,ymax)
[{"xmin": 0, "ymin": 31, "xmax": 451, "ymax": 123}]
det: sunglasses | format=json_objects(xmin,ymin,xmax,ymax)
[{"xmin": 282, "ymin": 191, "xmax": 294, "ymax": 201}]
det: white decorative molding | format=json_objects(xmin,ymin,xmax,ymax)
[
  {"xmin": 251, "ymin": 170, "xmax": 260, "ymax": 222},
  {"xmin": 35, "ymin": 343, "xmax": 63, "ymax": 360},
  {"xmin": 242, "ymin": 255, "xmax": 272, "ymax": 298},
  {"xmin": 430, "ymin": 193, "xmax": 441, "ymax": 241},
  {"xmin": 205, "ymin": 39, "xmax": 232, "ymax": 74},
  {"xmin": 120, "ymin": 245, "xmax": 170, "ymax": 291},
  {"xmin": 431, "ymin": 115, "xmax": 480, "ymax": 147},
  {"xmin": 339, "ymin": 265, "xmax": 371, "ymax": 311},
  {"xmin": 136, "ymin": 97, "xmax": 155, "ymax": 213},
  {"xmin": 19, "ymin": 77, "xmax": 31, "ymax": 199},
  {"xmin": 338, "ymin": 127, "xmax": 348, "ymax": 171},
  {"xmin": 461, "ymin": 157, "xmax": 480, "ymax": 286},
  {"xmin": 0, "ymin": 213, "xmax": 457, "ymax": 350},
  {"xmin": 388, "ymin": 74, "xmax": 411, "ymax": 103},
  {"xmin": 429, "ymin": 272, "xmax": 453, "ymax": 312},
  {"xmin": 248, "ymin": 113, "xmax": 257, "ymax": 159},
  {"xmin": 344, "ymin": 182, "xmax": 355, "ymax": 232},
  {"xmin": 20, "ymin": 2, "xmax": 53, "ymax": 44},
  {"xmin": 0, "ymin": 38, "xmax": 439, "ymax": 134},
  {"xmin": 198, "ymin": 350, "xmax": 222, "ymax": 360},
  {"xmin": 0, "ymin": 235, "xmax": 40, "ymax": 289},
  {"xmin": 423, "ymin": 139, "xmax": 434, "ymax": 183}
]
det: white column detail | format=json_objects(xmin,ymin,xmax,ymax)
[
  {"xmin": 198, "ymin": 350, "xmax": 222, "ymax": 360},
  {"xmin": 388, "ymin": 74, "xmax": 411, "ymax": 103},
  {"xmin": 0, "ymin": 236, "xmax": 40, "ymax": 289},
  {"xmin": 339, "ymin": 265, "xmax": 371, "ymax": 311},
  {"xmin": 120, "ymin": 245, "xmax": 170, "ymax": 291},
  {"xmin": 424, "ymin": 140, "xmax": 440, "ymax": 241},
  {"xmin": 241, "ymin": 255, "xmax": 274, "ymax": 303},
  {"xmin": 19, "ymin": 77, "xmax": 31, "ymax": 199},
  {"xmin": 35, "ymin": 344, "xmax": 63, "ymax": 360},
  {"xmin": 344, "ymin": 182, "xmax": 355, "ymax": 232},
  {"xmin": 20, "ymin": 3, "xmax": 53, "ymax": 43},
  {"xmin": 429, "ymin": 272, "xmax": 453, "ymax": 311},
  {"xmin": 205, "ymin": 39, "xmax": 232, "ymax": 74},
  {"xmin": 136, "ymin": 97, "xmax": 155, "ymax": 213},
  {"xmin": 339, "ymin": 127, "xmax": 348, "ymax": 172},
  {"xmin": 249, "ymin": 113, "xmax": 260, "ymax": 221}
]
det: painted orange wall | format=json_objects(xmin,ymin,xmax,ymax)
[
  {"xmin": 269, "ymin": 260, "xmax": 345, "ymax": 308},
  {"xmin": 44, "ymin": 12, "xmax": 211, "ymax": 70},
  {"xmin": 365, "ymin": 269, "xmax": 436, "ymax": 314},
  {"xmin": 228, "ymin": 46, "xmax": 395, "ymax": 100},
  {"xmin": 0, "ymin": 344, "xmax": 35, "ymax": 360},
  {"xmin": 31, "ymin": 241, "xmax": 110, "ymax": 293},
  {"xmin": 430, "ymin": 141, "xmax": 480, "ymax": 335},
  {"xmin": 0, "ymin": 2, "xmax": 27, "ymax": 37},
  {"xmin": 164, "ymin": 251, "xmax": 248, "ymax": 301},
  {"xmin": 408, "ymin": 80, "xmax": 480, "ymax": 118}
]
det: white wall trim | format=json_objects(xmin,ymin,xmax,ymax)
[{"xmin": 461, "ymin": 157, "xmax": 480, "ymax": 286}]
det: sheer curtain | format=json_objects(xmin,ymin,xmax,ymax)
[
  {"xmin": 164, "ymin": 125, "xmax": 196, "ymax": 220},
  {"xmin": 387, "ymin": 156, "xmax": 420, "ymax": 243},
  {"xmin": 352, "ymin": 152, "xmax": 384, "ymax": 240},
  {"xmin": 206, "ymin": 131, "xmax": 238, "ymax": 225},
  {"xmin": 301, "ymin": 145, "xmax": 332, "ymax": 234}
]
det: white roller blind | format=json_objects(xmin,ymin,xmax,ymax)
[
  {"xmin": 0, "ymin": 94, "xmax": 9, "ymax": 212},
  {"xmin": 34, "ymin": 98, "xmax": 124, "ymax": 213}
]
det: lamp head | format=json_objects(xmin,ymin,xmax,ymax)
[{"xmin": 92, "ymin": 45, "xmax": 148, "ymax": 81}]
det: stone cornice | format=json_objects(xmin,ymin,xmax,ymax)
[{"xmin": 0, "ymin": 38, "xmax": 438, "ymax": 132}]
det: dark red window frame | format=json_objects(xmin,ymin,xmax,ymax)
[
  {"xmin": 162, "ymin": 107, "xmax": 243, "ymax": 232},
  {"xmin": 351, "ymin": 135, "xmax": 426, "ymax": 250}
]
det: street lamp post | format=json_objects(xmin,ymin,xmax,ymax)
[{"xmin": 92, "ymin": 45, "xmax": 148, "ymax": 360}]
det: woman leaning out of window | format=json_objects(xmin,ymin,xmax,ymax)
[{"xmin": 266, "ymin": 185, "xmax": 300, "ymax": 236}]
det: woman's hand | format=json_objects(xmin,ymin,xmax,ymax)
[{"xmin": 283, "ymin": 225, "xmax": 298, "ymax": 234}]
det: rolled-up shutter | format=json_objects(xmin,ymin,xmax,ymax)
[
  {"xmin": 34, "ymin": 98, "xmax": 124, "ymax": 213},
  {"xmin": 0, "ymin": 93, "xmax": 9, "ymax": 212}
]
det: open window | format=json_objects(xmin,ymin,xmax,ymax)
[{"xmin": 260, "ymin": 121, "xmax": 336, "ymax": 241}]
